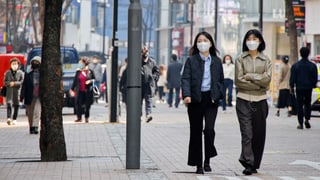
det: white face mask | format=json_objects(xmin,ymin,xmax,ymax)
[
  {"xmin": 11, "ymin": 64, "xmax": 19, "ymax": 71},
  {"xmin": 225, "ymin": 59, "xmax": 231, "ymax": 64},
  {"xmin": 197, "ymin": 42, "xmax": 211, "ymax": 53},
  {"xmin": 246, "ymin": 40, "xmax": 260, "ymax": 51}
]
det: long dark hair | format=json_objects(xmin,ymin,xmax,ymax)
[
  {"xmin": 242, "ymin": 29, "xmax": 266, "ymax": 52},
  {"xmin": 189, "ymin": 31, "xmax": 219, "ymax": 57}
]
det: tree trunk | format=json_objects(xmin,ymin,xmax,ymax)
[
  {"xmin": 285, "ymin": 0, "xmax": 299, "ymax": 65},
  {"xmin": 38, "ymin": 0, "xmax": 45, "ymax": 42},
  {"xmin": 40, "ymin": 0, "xmax": 67, "ymax": 161}
]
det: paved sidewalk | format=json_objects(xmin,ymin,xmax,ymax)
[{"xmin": 0, "ymin": 102, "xmax": 320, "ymax": 180}]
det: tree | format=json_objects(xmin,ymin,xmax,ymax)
[
  {"xmin": 285, "ymin": 0, "xmax": 299, "ymax": 65},
  {"xmin": 39, "ymin": 0, "xmax": 67, "ymax": 161}
]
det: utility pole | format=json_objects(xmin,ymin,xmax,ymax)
[
  {"xmin": 189, "ymin": 0, "xmax": 194, "ymax": 46},
  {"xmin": 126, "ymin": 0, "xmax": 142, "ymax": 169},
  {"xmin": 259, "ymin": 0, "xmax": 263, "ymax": 33},
  {"xmin": 110, "ymin": 0, "xmax": 118, "ymax": 122},
  {"xmin": 5, "ymin": 0, "xmax": 9, "ymax": 44},
  {"xmin": 214, "ymin": 0, "xmax": 218, "ymax": 42},
  {"xmin": 102, "ymin": 0, "xmax": 106, "ymax": 58}
]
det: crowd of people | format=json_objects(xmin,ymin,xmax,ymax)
[{"xmin": 2, "ymin": 29, "xmax": 318, "ymax": 176}]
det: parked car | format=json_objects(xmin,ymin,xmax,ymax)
[
  {"xmin": 0, "ymin": 54, "xmax": 26, "ymax": 105},
  {"xmin": 27, "ymin": 46, "xmax": 80, "ymax": 113}
]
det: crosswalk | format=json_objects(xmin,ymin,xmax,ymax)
[{"xmin": 197, "ymin": 176, "xmax": 320, "ymax": 180}]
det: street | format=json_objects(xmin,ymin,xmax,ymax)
[{"xmin": 0, "ymin": 100, "xmax": 320, "ymax": 180}]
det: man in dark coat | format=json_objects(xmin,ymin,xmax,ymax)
[
  {"xmin": 141, "ymin": 46, "xmax": 159, "ymax": 123},
  {"xmin": 167, "ymin": 54, "xmax": 183, "ymax": 108},
  {"xmin": 290, "ymin": 47, "xmax": 318, "ymax": 129}
]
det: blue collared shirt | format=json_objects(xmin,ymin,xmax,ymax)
[{"xmin": 200, "ymin": 54, "xmax": 211, "ymax": 92}]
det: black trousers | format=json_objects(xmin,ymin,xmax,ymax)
[
  {"xmin": 77, "ymin": 91, "xmax": 91, "ymax": 119},
  {"xmin": 187, "ymin": 91, "xmax": 218, "ymax": 166},
  {"xmin": 7, "ymin": 103, "xmax": 19, "ymax": 120},
  {"xmin": 296, "ymin": 89, "xmax": 312, "ymax": 125},
  {"xmin": 236, "ymin": 98, "xmax": 268, "ymax": 169}
]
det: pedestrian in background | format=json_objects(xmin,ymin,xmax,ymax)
[
  {"xmin": 221, "ymin": 54, "xmax": 235, "ymax": 112},
  {"xmin": 290, "ymin": 47, "xmax": 317, "ymax": 129},
  {"xmin": 157, "ymin": 64, "xmax": 167, "ymax": 103},
  {"xmin": 235, "ymin": 29, "xmax": 272, "ymax": 175},
  {"xmin": 276, "ymin": 55, "xmax": 293, "ymax": 117},
  {"xmin": 88, "ymin": 55, "xmax": 102, "ymax": 103},
  {"xmin": 4, "ymin": 57, "xmax": 24, "ymax": 125},
  {"xmin": 119, "ymin": 63, "xmax": 127, "ymax": 106},
  {"xmin": 20, "ymin": 56, "xmax": 41, "ymax": 134},
  {"xmin": 71, "ymin": 57, "xmax": 96, "ymax": 123},
  {"xmin": 167, "ymin": 54, "xmax": 183, "ymax": 108},
  {"xmin": 141, "ymin": 46, "xmax": 159, "ymax": 123},
  {"xmin": 181, "ymin": 31, "xmax": 224, "ymax": 174}
]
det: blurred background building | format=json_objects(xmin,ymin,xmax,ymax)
[{"xmin": 0, "ymin": 0, "xmax": 319, "ymax": 64}]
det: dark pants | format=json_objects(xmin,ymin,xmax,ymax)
[
  {"xmin": 296, "ymin": 89, "xmax": 312, "ymax": 125},
  {"xmin": 236, "ymin": 98, "xmax": 268, "ymax": 169},
  {"xmin": 7, "ymin": 103, "xmax": 19, "ymax": 120},
  {"xmin": 187, "ymin": 91, "xmax": 218, "ymax": 166},
  {"xmin": 222, "ymin": 78, "xmax": 233, "ymax": 110},
  {"xmin": 158, "ymin": 86, "xmax": 164, "ymax": 101},
  {"xmin": 168, "ymin": 87, "xmax": 181, "ymax": 108},
  {"xmin": 141, "ymin": 92, "xmax": 152, "ymax": 116},
  {"xmin": 76, "ymin": 91, "xmax": 91, "ymax": 119}
]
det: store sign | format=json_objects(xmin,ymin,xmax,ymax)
[{"xmin": 293, "ymin": 6, "xmax": 305, "ymax": 18}]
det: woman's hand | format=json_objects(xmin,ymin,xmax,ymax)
[
  {"xmin": 184, "ymin": 97, "xmax": 191, "ymax": 104},
  {"xmin": 85, "ymin": 80, "xmax": 92, "ymax": 85}
]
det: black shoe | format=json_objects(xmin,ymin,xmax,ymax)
[
  {"xmin": 196, "ymin": 166, "xmax": 204, "ymax": 174},
  {"xmin": 74, "ymin": 119, "xmax": 82, "ymax": 123},
  {"xmin": 242, "ymin": 168, "xmax": 253, "ymax": 175},
  {"xmin": 276, "ymin": 111, "xmax": 280, "ymax": 117},
  {"xmin": 252, "ymin": 169, "xmax": 258, "ymax": 173},
  {"xmin": 204, "ymin": 163, "xmax": 212, "ymax": 172},
  {"xmin": 297, "ymin": 124, "xmax": 303, "ymax": 129},
  {"xmin": 85, "ymin": 118, "xmax": 89, "ymax": 123},
  {"xmin": 305, "ymin": 120, "xmax": 311, "ymax": 129},
  {"xmin": 146, "ymin": 115, "xmax": 153, "ymax": 123},
  {"xmin": 30, "ymin": 127, "xmax": 34, "ymax": 134},
  {"xmin": 33, "ymin": 127, "xmax": 39, "ymax": 134}
]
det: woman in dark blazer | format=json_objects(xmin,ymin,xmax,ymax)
[
  {"xmin": 181, "ymin": 31, "xmax": 224, "ymax": 174},
  {"xmin": 71, "ymin": 57, "xmax": 95, "ymax": 123}
]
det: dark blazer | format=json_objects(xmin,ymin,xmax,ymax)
[
  {"xmin": 71, "ymin": 69, "xmax": 96, "ymax": 105},
  {"xmin": 181, "ymin": 54, "xmax": 224, "ymax": 103},
  {"xmin": 167, "ymin": 61, "xmax": 183, "ymax": 89},
  {"xmin": 290, "ymin": 58, "xmax": 318, "ymax": 90},
  {"xmin": 20, "ymin": 71, "xmax": 36, "ymax": 105},
  {"xmin": 141, "ymin": 57, "xmax": 160, "ymax": 96}
]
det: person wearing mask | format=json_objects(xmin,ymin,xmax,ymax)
[
  {"xmin": 181, "ymin": 31, "xmax": 224, "ymax": 174},
  {"xmin": 141, "ymin": 46, "xmax": 160, "ymax": 123},
  {"xmin": 4, "ymin": 58, "xmax": 24, "ymax": 125},
  {"xmin": 20, "ymin": 56, "xmax": 42, "ymax": 134},
  {"xmin": 276, "ymin": 55, "xmax": 293, "ymax": 117},
  {"xmin": 167, "ymin": 54, "xmax": 183, "ymax": 108},
  {"xmin": 71, "ymin": 57, "xmax": 96, "ymax": 123},
  {"xmin": 221, "ymin": 54, "xmax": 235, "ymax": 112},
  {"xmin": 88, "ymin": 55, "xmax": 102, "ymax": 103},
  {"xmin": 235, "ymin": 29, "xmax": 272, "ymax": 175},
  {"xmin": 290, "ymin": 47, "xmax": 317, "ymax": 129}
]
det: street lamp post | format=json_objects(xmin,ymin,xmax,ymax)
[
  {"xmin": 259, "ymin": 0, "xmax": 263, "ymax": 33},
  {"xmin": 102, "ymin": 0, "xmax": 106, "ymax": 58},
  {"xmin": 214, "ymin": 0, "xmax": 218, "ymax": 42},
  {"xmin": 126, "ymin": 0, "xmax": 142, "ymax": 169},
  {"xmin": 189, "ymin": 0, "xmax": 194, "ymax": 46},
  {"xmin": 110, "ymin": 0, "xmax": 118, "ymax": 122}
]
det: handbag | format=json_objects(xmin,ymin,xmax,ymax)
[
  {"xmin": 0, "ymin": 86, "xmax": 7, "ymax": 97},
  {"xmin": 92, "ymin": 85, "xmax": 100, "ymax": 98}
]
